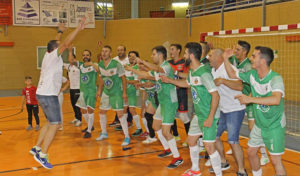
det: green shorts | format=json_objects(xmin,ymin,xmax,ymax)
[
  {"xmin": 248, "ymin": 124, "xmax": 285, "ymax": 155},
  {"xmin": 76, "ymin": 91, "xmax": 96, "ymax": 109},
  {"xmin": 100, "ymin": 92, "xmax": 123, "ymax": 111},
  {"xmin": 125, "ymin": 90, "xmax": 140, "ymax": 107},
  {"xmin": 246, "ymin": 104, "xmax": 254, "ymax": 120},
  {"xmin": 188, "ymin": 115, "xmax": 218, "ymax": 142},
  {"xmin": 153, "ymin": 102, "xmax": 177, "ymax": 125}
]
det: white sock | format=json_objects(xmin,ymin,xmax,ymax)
[
  {"xmin": 100, "ymin": 114, "xmax": 107, "ymax": 134},
  {"xmin": 252, "ymin": 169, "xmax": 262, "ymax": 176},
  {"xmin": 133, "ymin": 115, "xmax": 142, "ymax": 129},
  {"xmin": 168, "ymin": 138, "xmax": 180, "ymax": 158},
  {"xmin": 260, "ymin": 147, "xmax": 268, "ymax": 158},
  {"xmin": 156, "ymin": 129, "xmax": 169, "ymax": 150},
  {"xmin": 87, "ymin": 113, "xmax": 94, "ymax": 133},
  {"xmin": 210, "ymin": 151, "xmax": 222, "ymax": 176},
  {"xmin": 142, "ymin": 117, "xmax": 149, "ymax": 132},
  {"xmin": 190, "ymin": 145, "xmax": 200, "ymax": 171},
  {"xmin": 120, "ymin": 115, "xmax": 129, "ymax": 138},
  {"xmin": 83, "ymin": 113, "xmax": 89, "ymax": 122}
]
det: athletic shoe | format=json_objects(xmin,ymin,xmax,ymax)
[
  {"xmin": 182, "ymin": 169, "xmax": 202, "ymax": 176},
  {"xmin": 174, "ymin": 136, "xmax": 181, "ymax": 141},
  {"xmin": 29, "ymin": 147, "xmax": 41, "ymax": 155},
  {"xmin": 35, "ymin": 125, "xmax": 40, "ymax": 131},
  {"xmin": 142, "ymin": 137, "xmax": 157, "ymax": 144},
  {"xmin": 236, "ymin": 169, "xmax": 248, "ymax": 176},
  {"xmin": 209, "ymin": 161, "xmax": 230, "ymax": 172},
  {"xmin": 182, "ymin": 142, "xmax": 188, "ymax": 147},
  {"xmin": 167, "ymin": 157, "xmax": 184, "ymax": 169},
  {"xmin": 74, "ymin": 120, "xmax": 82, "ymax": 127},
  {"xmin": 69, "ymin": 119, "xmax": 78, "ymax": 124},
  {"xmin": 260, "ymin": 156, "xmax": 270, "ymax": 166},
  {"xmin": 109, "ymin": 120, "xmax": 119, "ymax": 127},
  {"xmin": 226, "ymin": 149, "xmax": 233, "ymax": 155},
  {"xmin": 58, "ymin": 127, "xmax": 63, "ymax": 131},
  {"xmin": 83, "ymin": 132, "xmax": 91, "ymax": 138},
  {"xmin": 34, "ymin": 152, "xmax": 53, "ymax": 169},
  {"xmin": 121, "ymin": 137, "xmax": 131, "ymax": 146},
  {"xmin": 128, "ymin": 122, "xmax": 133, "ymax": 128},
  {"xmin": 157, "ymin": 149, "xmax": 172, "ymax": 158},
  {"xmin": 205, "ymin": 159, "xmax": 211, "ymax": 167},
  {"xmin": 81, "ymin": 126, "xmax": 94, "ymax": 133},
  {"xmin": 132, "ymin": 129, "xmax": 143, "ymax": 137},
  {"xmin": 96, "ymin": 133, "xmax": 108, "ymax": 141},
  {"xmin": 26, "ymin": 125, "xmax": 33, "ymax": 131},
  {"xmin": 114, "ymin": 125, "xmax": 122, "ymax": 131},
  {"xmin": 140, "ymin": 132, "xmax": 149, "ymax": 138}
]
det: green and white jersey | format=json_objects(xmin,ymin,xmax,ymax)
[
  {"xmin": 230, "ymin": 56, "xmax": 252, "ymax": 95},
  {"xmin": 140, "ymin": 78, "xmax": 157, "ymax": 102},
  {"xmin": 149, "ymin": 60, "xmax": 177, "ymax": 103},
  {"xmin": 98, "ymin": 59, "xmax": 125, "ymax": 96},
  {"xmin": 187, "ymin": 64, "xmax": 218, "ymax": 121},
  {"xmin": 125, "ymin": 64, "xmax": 139, "ymax": 95},
  {"xmin": 237, "ymin": 69, "xmax": 286, "ymax": 130},
  {"xmin": 78, "ymin": 61, "xmax": 98, "ymax": 92}
]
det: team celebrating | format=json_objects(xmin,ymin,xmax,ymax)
[{"xmin": 30, "ymin": 19, "xmax": 287, "ymax": 176}]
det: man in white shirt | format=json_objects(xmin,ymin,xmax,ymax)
[
  {"xmin": 29, "ymin": 18, "xmax": 86, "ymax": 169},
  {"xmin": 64, "ymin": 52, "xmax": 82, "ymax": 127},
  {"xmin": 208, "ymin": 49, "xmax": 248, "ymax": 176},
  {"xmin": 111, "ymin": 45, "xmax": 133, "ymax": 129}
]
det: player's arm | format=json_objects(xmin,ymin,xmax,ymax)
[
  {"xmin": 55, "ymin": 23, "xmax": 68, "ymax": 41},
  {"xmin": 121, "ymin": 75, "xmax": 127, "ymax": 100},
  {"xmin": 177, "ymin": 72, "xmax": 188, "ymax": 79},
  {"xmin": 223, "ymin": 49, "xmax": 239, "ymax": 79},
  {"xmin": 160, "ymin": 75, "xmax": 189, "ymax": 88},
  {"xmin": 214, "ymin": 78, "xmax": 243, "ymax": 91},
  {"xmin": 137, "ymin": 58, "xmax": 164, "ymax": 73},
  {"xmin": 204, "ymin": 90, "xmax": 220, "ymax": 127},
  {"xmin": 60, "ymin": 80, "xmax": 70, "ymax": 93},
  {"xmin": 235, "ymin": 92, "xmax": 282, "ymax": 106},
  {"xmin": 127, "ymin": 80, "xmax": 139, "ymax": 85},
  {"xmin": 84, "ymin": 62, "xmax": 99, "ymax": 72},
  {"xmin": 58, "ymin": 17, "xmax": 87, "ymax": 55},
  {"xmin": 140, "ymin": 90, "xmax": 146, "ymax": 116},
  {"xmin": 125, "ymin": 65, "xmax": 155, "ymax": 81},
  {"xmin": 97, "ymin": 75, "xmax": 104, "ymax": 98},
  {"xmin": 21, "ymin": 95, "xmax": 25, "ymax": 112}
]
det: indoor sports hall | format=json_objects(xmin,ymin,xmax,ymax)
[{"xmin": 0, "ymin": 0, "xmax": 300, "ymax": 175}]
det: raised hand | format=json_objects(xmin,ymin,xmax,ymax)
[
  {"xmin": 223, "ymin": 48, "xmax": 234, "ymax": 61},
  {"xmin": 58, "ymin": 22, "xmax": 68, "ymax": 32},
  {"xmin": 78, "ymin": 17, "xmax": 87, "ymax": 30}
]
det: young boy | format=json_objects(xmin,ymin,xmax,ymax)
[{"xmin": 21, "ymin": 76, "xmax": 40, "ymax": 131}]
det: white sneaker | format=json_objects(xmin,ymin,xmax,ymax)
[
  {"xmin": 226, "ymin": 149, "xmax": 233, "ymax": 155},
  {"xmin": 96, "ymin": 133, "xmax": 108, "ymax": 141},
  {"xmin": 142, "ymin": 137, "xmax": 157, "ymax": 144},
  {"xmin": 69, "ymin": 119, "xmax": 77, "ymax": 124},
  {"xmin": 205, "ymin": 159, "xmax": 211, "ymax": 167},
  {"xmin": 74, "ymin": 120, "xmax": 82, "ymax": 127},
  {"xmin": 260, "ymin": 156, "xmax": 270, "ymax": 166},
  {"xmin": 58, "ymin": 127, "xmax": 63, "ymax": 131}
]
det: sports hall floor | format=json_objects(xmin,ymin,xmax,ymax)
[{"xmin": 0, "ymin": 95, "xmax": 300, "ymax": 176}]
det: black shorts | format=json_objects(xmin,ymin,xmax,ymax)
[{"xmin": 177, "ymin": 88, "xmax": 188, "ymax": 112}]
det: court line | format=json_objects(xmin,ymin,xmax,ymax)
[{"xmin": 0, "ymin": 147, "xmax": 185, "ymax": 174}]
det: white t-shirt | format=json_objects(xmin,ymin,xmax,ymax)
[
  {"xmin": 113, "ymin": 56, "xmax": 129, "ymax": 66},
  {"xmin": 211, "ymin": 63, "xmax": 245, "ymax": 113},
  {"xmin": 36, "ymin": 48, "xmax": 63, "ymax": 96},
  {"xmin": 63, "ymin": 63, "xmax": 80, "ymax": 89}
]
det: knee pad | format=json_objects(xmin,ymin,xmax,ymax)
[{"xmin": 179, "ymin": 112, "xmax": 190, "ymax": 124}]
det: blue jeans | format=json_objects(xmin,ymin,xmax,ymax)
[
  {"xmin": 216, "ymin": 109, "xmax": 245, "ymax": 144},
  {"xmin": 36, "ymin": 95, "xmax": 61, "ymax": 124}
]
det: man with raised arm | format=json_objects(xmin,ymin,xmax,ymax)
[
  {"xmin": 223, "ymin": 46, "xmax": 287, "ymax": 176},
  {"xmin": 29, "ymin": 17, "xmax": 87, "ymax": 169}
]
